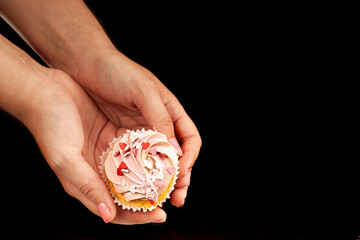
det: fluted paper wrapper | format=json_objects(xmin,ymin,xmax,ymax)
[{"xmin": 99, "ymin": 133, "xmax": 179, "ymax": 212}]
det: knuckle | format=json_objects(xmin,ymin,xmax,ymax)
[
  {"xmin": 157, "ymin": 113, "xmax": 173, "ymax": 128},
  {"xmin": 175, "ymin": 177, "xmax": 191, "ymax": 188},
  {"xmin": 198, "ymin": 135, "xmax": 203, "ymax": 148},
  {"xmin": 49, "ymin": 156, "xmax": 74, "ymax": 174},
  {"xmin": 78, "ymin": 181, "xmax": 98, "ymax": 202},
  {"xmin": 152, "ymin": 113, "xmax": 174, "ymax": 138},
  {"xmin": 62, "ymin": 184, "xmax": 76, "ymax": 198}
]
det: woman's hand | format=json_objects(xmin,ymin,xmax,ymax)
[
  {"xmin": 26, "ymin": 69, "xmax": 168, "ymax": 224},
  {"xmin": 76, "ymin": 51, "xmax": 202, "ymax": 207}
]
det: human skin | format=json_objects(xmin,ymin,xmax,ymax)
[
  {"xmin": 0, "ymin": 0, "xmax": 201, "ymax": 223},
  {"xmin": 0, "ymin": 34, "xmax": 172, "ymax": 224}
]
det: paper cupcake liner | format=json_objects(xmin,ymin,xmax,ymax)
[{"xmin": 99, "ymin": 134, "xmax": 179, "ymax": 212}]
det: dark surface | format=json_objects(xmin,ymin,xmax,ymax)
[{"xmin": 1, "ymin": 1, "xmax": 359, "ymax": 239}]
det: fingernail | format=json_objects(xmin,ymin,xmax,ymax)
[
  {"xmin": 97, "ymin": 203, "xmax": 111, "ymax": 223},
  {"xmin": 152, "ymin": 219, "xmax": 166, "ymax": 223},
  {"xmin": 169, "ymin": 138, "xmax": 183, "ymax": 156},
  {"xmin": 185, "ymin": 168, "xmax": 192, "ymax": 176}
]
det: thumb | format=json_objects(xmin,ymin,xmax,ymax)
[
  {"xmin": 53, "ymin": 156, "xmax": 116, "ymax": 223},
  {"xmin": 139, "ymin": 94, "xmax": 183, "ymax": 155}
]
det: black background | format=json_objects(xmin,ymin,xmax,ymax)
[{"xmin": 0, "ymin": 1, "xmax": 358, "ymax": 239}]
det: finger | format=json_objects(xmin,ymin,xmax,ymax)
[
  {"xmin": 170, "ymin": 133, "xmax": 199, "ymax": 206},
  {"xmin": 140, "ymin": 93, "xmax": 174, "ymax": 137},
  {"xmin": 175, "ymin": 168, "xmax": 192, "ymax": 188},
  {"xmin": 161, "ymin": 94, "xmax": 201, "ymax": 174},
  {"xmin": 52, "ymin": 155, "xmax": 116, "ymax": 223},
  {"xmin": 178, "ymin": 138, "xmax": 200, "ymax": 177},
  {"xmin": 160, "ymin": 92, "xmax": 201, "ymax": 206},
  {"xmin": 111, "ymin": 207, "xmax": 167, "ymax": 225},
  {"xmin": 175, "ymin": 116, "xmax": 201, "ymax": 177},
  {"xmin": 138, "ymin": 92, "xmax": 177, "ymax": 141},
  {"xmin": 170, "ymin": 168, "xmax": 191, "ymax": 207},
  {"xmin": 170, "ymin": 186, "xmax": 188, "ymax": 207}
]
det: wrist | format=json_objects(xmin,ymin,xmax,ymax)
[
  {"xmin": 75, "ymin": 46, "xmax": 127, "ymax": 89},
  {"xmin": 20, "ymin": 69, "xmax": 76, "ymax": 139},
  {"xmin": 13, "ymin": 68, "xmax": 56, "ymax": 126},
  {"xmin": 0, "ymin": 35, "xmax": 52, "ymax": 124},
  {"xmin": 63, "ymin": 39, "xmax": 117, "ymax": 81}
]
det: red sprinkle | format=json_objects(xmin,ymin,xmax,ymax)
[
  {"xmin": 117, "ymin": 161, "xmax": 128, "ymax": 175},
  {"xmin": 160, "ymin": 153, "xmax": 167, "ymax": 158},
  {"xmin": 120, "ymin": 161, "xmax": 128, "ymax": 169},
  {"xmin": 119, "ymin": 142, "xmax": 127, "ymax": 150},
  {"xmin": 142, "ymin": 142, "xmax": 150, "ymax": 149},
  {"xmin": 148, "ymin": 200, "xmax": 155, "ymax": 205},
  {"xmin": 114, "ymin": 151, "xmax": 120, "ymax": 157}
]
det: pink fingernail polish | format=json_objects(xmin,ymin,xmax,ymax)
[
  {"xmin": 97, "ymin": 203, "xmax": 111, "ymax": 223},
  {"xmin": 169, "ymin": 138, "xmax": 183, "ymax": 156},
  {"xmin": 152, "ymin": 219, "xmax": 166, "ymax": 223}
]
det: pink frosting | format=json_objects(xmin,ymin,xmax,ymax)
[{"xmin": 104, "ymin": 129, "xmax": 179, "ymax": 202}]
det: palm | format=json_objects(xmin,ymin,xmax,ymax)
[{"xmin": 78, "ymin": 95, "xmax": 149, "ymax": 175}]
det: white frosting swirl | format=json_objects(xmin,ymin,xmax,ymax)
[{"xmin": 104, "ymin": 129, "xmax": 179, "ymax": 202}]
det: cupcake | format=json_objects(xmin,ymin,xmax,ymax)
[{"xmin": 99, "ymin": 129, "xmax": 179, "ymax": 212}]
